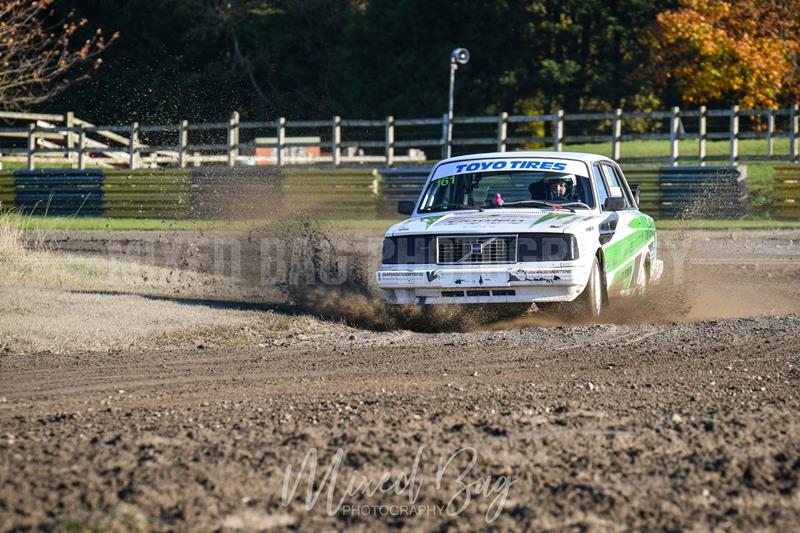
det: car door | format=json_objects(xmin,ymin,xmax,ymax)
[{"xmin": 594, "ymin": 162, "xmax": 656, "ymax": 294}]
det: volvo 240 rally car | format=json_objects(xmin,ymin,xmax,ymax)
[{"xmin": 376, "ymin": 151, "xmax": 663, "ymax": 318}]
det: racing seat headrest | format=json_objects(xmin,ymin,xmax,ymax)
[{"xmin": 528, "ymin": 181, "xmax": 547, "ymax": 199}]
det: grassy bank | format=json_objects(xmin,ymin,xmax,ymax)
[
  {"xmin": 2, "ymin": 213, "xmax": 240, "ymax": 232},
  {"xmin": 0, "ymin": 211, "xmax": 318, "ymax": 354},
  {"xmin": 564, "ymin": 137, "xmax": 793, "ymax": 161},
  {"xmin": 1, "ymin": 213, "xmax": 398, "ymax": 232}
]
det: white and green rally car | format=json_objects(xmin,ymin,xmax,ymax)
[{"xmin": 376, "ymin": 151, "xmax": 663, "ymax": 318}]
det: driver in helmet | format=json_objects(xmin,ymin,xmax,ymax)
[{"xmin": 546, "ymin": 178, "xmax": 570, "ymax": 201}]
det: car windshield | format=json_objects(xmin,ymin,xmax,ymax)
[{"xmin": 417, "ymin": 171, "xmax": 595, "ymax": 213}]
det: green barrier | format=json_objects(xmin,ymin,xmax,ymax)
[
  {"xmin": 13, "ymin": 169, "xmax": 104, "ymax": 216},
  {"xmin": 774, "ymin": 165, "xmax": 800, "ymax": 220},
  {"xmin": 0, "ymin": 172, "xmax": 14, "ymax": 205},
  {"xmin": 282, "ymin": 168, "xmax": 378, "ymax": 219},
  {"xmin": 0, "ymin": 166, "xmax": 383, "ymax": 220},
  {"xmin": 185, "ymin": 167, "xmax": 378, "ymax": 220},
  {"xmin": 3, "ymin": 164, "xmax": 763, "ymax": 221},
  {"xmin": 102, "ymin": 170, "xmax": 190, "ymax": 218},
  {"xmin": 623, "ymin": 168, "xmax": 662, "ymax": 217}
]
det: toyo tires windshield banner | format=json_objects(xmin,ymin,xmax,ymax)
[{"xmin": 432, "ymin": 156, "xmax": 590, "ymax": 180}]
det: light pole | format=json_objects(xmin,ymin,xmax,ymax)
[{"xmin": 446, "ymin": 47, "xmax": 470, "ymax": 158}]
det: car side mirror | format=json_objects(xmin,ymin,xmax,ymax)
[
  {"xmin": 397, "ymin": 200, "xmax": 415, "ymax": 215},
  {"xmin": 629, "ymin": 184, "xmax": 641, "ymax": 207},
  {"xmin": 603, "ymin": 196, "xmax": 627, "ymax": 211}
]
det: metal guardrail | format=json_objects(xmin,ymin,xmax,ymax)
[
  {"xmin": 0, "ymin": 163, "xmax": 762, "ymax": 220},
  {"xmin": 0, "ymin": 106, "xmax": 798, "ymax": 170},
  {"xmin": 621, "ymin": 167, "xmax": 660, "ymax": 215},
  {"xmin": 657, "ymin": 166, "xmax": 747, "ymax": 219},
  {"xmin": 774, "ymin": 165, "xmax": 800, "ymax": 219},
  {"xmin": 0, "ymin": 167, "xmax": 379, "ymax": 219},
  {"xmin": 11, "ymin": 170, "xmax": 105, "ymax": 216},
  {"xmin": 376, "ymin": 165, "xmax": 748, "ymax": 220},
  {"xmin": 377, "ymin": 167, "xmax": 431, "ymax": 213}
]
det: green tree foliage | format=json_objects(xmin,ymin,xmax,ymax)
[{"xmin": 47, "ymin": 0, "xmax": 675, "ymax": 122}]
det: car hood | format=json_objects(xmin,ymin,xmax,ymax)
[{"xmin": 386, "ymin": 209, "xmax": 597, "ymax": 236}]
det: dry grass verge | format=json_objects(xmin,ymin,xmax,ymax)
[
  {"xmin": 0, "ymin": 211, "xmax": 346, "ymax": 355},
  {"xmin": 0, "ymin": 209, "xmax": 26, "ymax": 260}
]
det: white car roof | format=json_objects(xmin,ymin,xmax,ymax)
[{"xmin": 438, "ymin": 151, "xmax": 614, "ymax": 165}]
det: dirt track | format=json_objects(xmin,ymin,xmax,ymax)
[{"xmin": 1, "ymin": 229, "xmax": 800, "ymax": 530}]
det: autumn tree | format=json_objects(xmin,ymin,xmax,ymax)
[
  {"xmin": 0, "ymin": 0, "xmax": 117, "ymax": 109},
  {"xmin": 647, "ymin": 0, "xmax": 800, "ymax": 108}
]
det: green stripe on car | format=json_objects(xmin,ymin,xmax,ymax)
[
  {"xmin": 603, "ymin": 218, "xmax": 655, "ymax": 272},
  {"xmin": 529, "ymin": 212, "xmax": 573, "ymax": 227}
]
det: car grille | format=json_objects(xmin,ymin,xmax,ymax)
[{"xmin": 436, "ymin": 235, "xmax": 517, "ymax": 264}]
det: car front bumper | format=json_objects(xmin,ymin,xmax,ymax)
[{"xmin": 376, "ymin": 263, "xmax": 589, "ymax": 305}]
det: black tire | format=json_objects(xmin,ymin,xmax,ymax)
[{"xmin": 561, "ymin": 256, "xmax": 604, "ymax": 320}]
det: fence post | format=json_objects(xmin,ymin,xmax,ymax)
[
  {"xmin": 611, "ymin": 108, "xmax": 622, "ymax": 160},
  {"xmin": 552, "ymin": 109, "xmax": 564, "ymax": 151},
  {"xmin": 385, "ymin": 116, "xmax": 395, "ymax": 167},
  {"xmin": 276, "ymin": 117, "xmax": 286, "ymax": 166},
  {"xmin": 227, "ymin": 111, "xmax": 239, "ymax": 167},
  {"xmin": 669, "ymin": 106, "xmax": 680, "ymax": 166},
  {"xmin": 497, "ymin": 112, "xmax": 508, "ymax": 152},
  {"xmin": 441, "ymin": 113, "xmax": 450, "ymax": 159},
  {"xmin": 65, "ymin": 111, "xmax": 75, "ymax": 167},
  {"xmin": 766, "ymin": 109, "xmax": 774, "ymax": 158},
  {"xmin": 77, "ymin": 127, "xmax": 86, "ymax": 170},
  {"xmin": 791, "ymin": 103, "xmax": 799, "ymax": 163},
  {"xmin": 698, "ymin": 106, "xmax": 707, "ymax": 167},
  {"xmin": 26, "ymin": 123, "xmax": 35, "ymax": 170},
  {"xmin": 332, "ymin": 115, "xmax": 341, "ymax": 167},
  {"xmin": 729, "ymin": 105, "xmax": 739, "ymax": 165},
  {"xmin": 129, "ymin": 122, "xmax": 139, "ymax": 170},
  {"xmin": 178, "ymin": 120, "xmax": 188, "ymax": 168}
]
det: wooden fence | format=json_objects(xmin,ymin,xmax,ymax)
[{"xmin": 0, "ymin": 105, "xmax": 798, "ymax": 170}]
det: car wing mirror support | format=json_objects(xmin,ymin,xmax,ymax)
[
  {"xmin": 397, "ymin": 200, "xmax": 415, "ymax": 215},
  {"xmin": 629, "ymin": 184, "xmax": 641, "ymax": 208}
]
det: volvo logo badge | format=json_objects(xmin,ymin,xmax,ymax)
[{"xmin": 471, "ymin": 243, "xmax": 484, "ymax": 254}]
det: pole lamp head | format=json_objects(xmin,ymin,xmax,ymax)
[{"xmin": 451, "ymin": 48, "xmax": 470, "ymax": 65}]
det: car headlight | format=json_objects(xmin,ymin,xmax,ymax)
[
  {"xmin": 382, "ymin": 236, "xmax": 435, "ymax": 264},
  {"xmin": 517, "ymin": 234, "xmax": 579, "ymax": 262}
]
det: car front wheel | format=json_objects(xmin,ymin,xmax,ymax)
[{"xmin": 561, "ymin": 256, "xmax": 604, "ymax": 320}]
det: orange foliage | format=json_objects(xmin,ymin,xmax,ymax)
[{"xmin": 648, "ymin": 0, "xmax": 800, "ymax": 107}]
